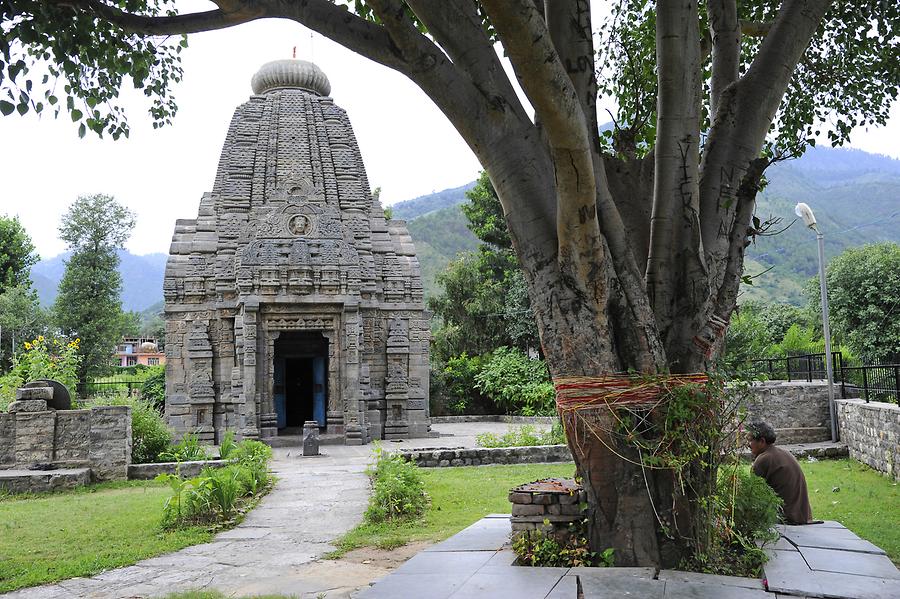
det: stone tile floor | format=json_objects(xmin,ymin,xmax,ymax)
[{"xmin": 357, "ymin": 517, "xmax": 900, "ymax": 599}]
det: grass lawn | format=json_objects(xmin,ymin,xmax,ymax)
[
  {"xmin": 334, "ymin": 459, "xmax": 899, "ymax": 565},
  {"xmin": 801, "ymin": 459, "xmax": 899, "ymax": 564},
  {"xmin": 0, "ymin": 481, "xmax": 212, "ymax": 593},
  {"xmin": 331, "ymin": 462, "xmax": 575, "ymax": 556}
]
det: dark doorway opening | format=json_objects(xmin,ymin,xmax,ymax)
[{"xmin": 273, "ymin": 331, "xmax": 328, "ymax": 434}]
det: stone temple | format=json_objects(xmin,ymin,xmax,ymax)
[{"xmin": 163, "ymin": 60, "xmax": 430, "ymax": 445}]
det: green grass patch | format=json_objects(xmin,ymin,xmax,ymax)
[
  {"xmin": 330, "ymin": 462, "xmax": 576, "ymax": 556},
  {"xmin": 0, "ymin": 480, "xmax": 213, "ymax": 593},
  {"xmin": 801, "ymin": 459, "xmax": 899, "ymax": 564}
]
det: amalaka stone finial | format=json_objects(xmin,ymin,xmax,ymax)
[{"xmin": 251, "ymin": 59, "xmax": 331, "ymax": 97}]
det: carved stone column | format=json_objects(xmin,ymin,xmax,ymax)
[
  {"xmin": 186, "ymin": 320, "xmax": 215, "ymax": 442},
  {"xmin": 384, "ymin": 315, "xmax": 409, "ymax": 439},
  {"xmin": 342, "ymin": 306, "xmax": 364, "ymax": 445}
]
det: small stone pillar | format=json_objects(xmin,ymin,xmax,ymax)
[
  {"xmin": 302, "ymin": 420, "xmax": 320, "ymax": 456},
  {"xmin": 8, "ymin": 385, "xmax": 52, "ymax": 413},
  {"xmin": 509, "ymin": 478, "xmax": 585, "ymax": 542}
]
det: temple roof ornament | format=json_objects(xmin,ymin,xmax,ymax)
[{"xmin": 250, "ymin": 59, "xmax": 331, "ymax": 96}]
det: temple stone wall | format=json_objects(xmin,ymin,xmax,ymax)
[
  {"xmin": 164, "ymin": 59, "xmax": 430, "ymax": 444},
  {"xmin": 0, "ymin": 405, "xmax": 131, "ymax": 481}
]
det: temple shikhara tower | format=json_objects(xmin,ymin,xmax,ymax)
[{"xmin": 163, "ymin": 60, "xmax": 431, "ymax": 445}]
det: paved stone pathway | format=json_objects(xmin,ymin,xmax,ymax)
[{"xmin": 2, "ymin": 422, "xmax": 538, "ymax": 599}]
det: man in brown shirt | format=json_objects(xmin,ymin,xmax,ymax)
[{"xmin": 747, "ymin": 421, "xmax": 813, "ymax": 525}]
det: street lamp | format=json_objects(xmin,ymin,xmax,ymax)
[{"xmin": 794, "ymin": 202, "xmax": 838, "ymax": 442}]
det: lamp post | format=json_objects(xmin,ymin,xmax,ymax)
[{"xmin": 794, "ymin": 203, "xmax": 838, "ymax": 442}]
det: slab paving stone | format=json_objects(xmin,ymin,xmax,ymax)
[
  {"xmin": 393, "ymin": 549, "xmax": 497, "ymax": 576},
  {"xmin": 575, "ymin": 572, "xmax": 666, "ymax": 598},
  {"xmin": 215, "ymin": 526, "xmax": 273, "ymax": 540},
  {"xmin": 662, "ymin": 580, "xmax": 775, "ymax": 598},
  {"xmin": 424, "ymin": 516, "xmax": 512, "ymax": 552},
  {"xmin": 799, "ymin": 546, "xmax": 900, "ymax": 579},
  {"xmin": 447, "ymin": 566, "xmax": 568, "ymax": 599},
  {"xmin": 658, "ymin": 569, "xmax": 766, "ymax": 590},
  {"xmin": 569, "ymin": 566, "xmax": 656, "ymax": 580},
  {"xmin": 544, "ymin": 574, "xmax": 579, "ymax": 599},
  {"xmin": 779, "ymin": 525, "xmax": 886, "ymax": 555},
  {"xmin": 357, "ymin": 571, "xmax": 475, "ymax": 599}
]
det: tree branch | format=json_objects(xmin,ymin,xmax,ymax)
[
  {"xmin": 53, "ymin": 0, "xmax": 265, "ymax": 35},
  {"xmin": 646, "ymin": 0, "xmax": 705, "ymax": 349},
  {"xmin": 699, "ymin": 0, "xmax": 832, "ymax": 298},
  {"xmin": 405, "ymin": 0, "xmax": 529, "ymax": 122},
  {"xmin": 480, "ymin": 0, "xmax": 599, "ymax": 277},
  {"xmin": 740, "ymin": 20, "xmax": 774, "ymax": 37},
  {"xmin": 708, "ymin": 0, "xmax": 740, "ymax": 120}
]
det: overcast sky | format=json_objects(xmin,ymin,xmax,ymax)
[{"xmin": 1, "ymin": 2, "xmax": 898, "ymax": 260}]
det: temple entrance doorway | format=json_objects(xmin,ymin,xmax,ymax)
[{"xmin": 273, "ymin": 331, "xmax": 328, "ymax": 434}]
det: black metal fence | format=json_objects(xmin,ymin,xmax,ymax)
[
  {"xmin": 742, "ymin": 352, "xmax": 899, "ymax": 404},
  {"xmin": 76, "ymin": 376, "xmax": 146, "ymax": 399}
]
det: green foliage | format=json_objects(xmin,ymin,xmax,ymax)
[
  {"xmin": 0, "ymin": 284, "xmax": 46, "ymax": 372},
  {"xmin": 430, "ymin": 353, "xmax": 488, "ymax": 415},
  {"xmin": 0, "ymin": 335, "xmax": 80, "ymax": 409},
  {"xmin": 813, "ymin": 243, "xmax": 900, "ymax": 363},
  {"xmin": 218, "ymin": 431, "xmax": 237, "ymax": 460},
  {"xmin": 0, "ymin": 214, "xmax": 38, "ymax": 294},
  {"xmin": 718, "ymin": 467, "xmax": 783, "ymax": 544},
  {"xmin": 53, "ymin": 194, "xmax": 136, "ymax": 386},
  {"xmin": 364, "ymin": 445, "xmax": 429, "ymax": 523},
  {"xmin": 476, "ymin": 422, "xmax": 565, "ymax": 448},
  {"xmin": 158, "ymin": 439, "xmax": 273, "ymax": 529},
  {"xmin": 474, "ymin": 347, "xmax": 555, "ymax": 416},
  {"xmin": 0, "ymin": 1, "xmax": 186, "ymax": 139},
  {"xmin": 773, "ymin": 324, "xmax": 823, "ymax": 357},
  {"xmin": 513, "ymin": 520, "xmax": 607, "ymax": 568},
  {"xmin": 160, "ymin": 433, "xmax": 211, "ymax": 463},
  {"xmin": 460, "ymin": 171, "xmax": 511, "ymax": 249},
  {"xmin": 139, "ymin": 364, "xmax": 166, "ymax": 410}
]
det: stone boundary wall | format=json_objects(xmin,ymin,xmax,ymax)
[
  {"xmin": 429, "ymin": 415, "xmax": 556, "ymax": 425},
  {"xmin": 0, "ymin": 406, "xmax": 131, "ymax": 481},
  {"xmin": 741, "ymin": 381, "xmax": 832, "ymax": 444},
  {"xmin": 396, "ymin": 444, "xmax": 571, "ymax": 468},
  {"xmin": 836, "ymin": 399, "xmax": 899, "ymax": 480},
  {"xmin": 128, "ymin": 459, "xmax": 228, "ymax": 480}
]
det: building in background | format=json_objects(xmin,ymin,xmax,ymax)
[{"xmin": 115, "ymin": 337, "xmax": 165, "ymax": 368}]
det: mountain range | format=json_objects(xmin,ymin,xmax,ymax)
[{"xmin": 29, "ymin": 146, "xmax": 900, "ymax": 311}]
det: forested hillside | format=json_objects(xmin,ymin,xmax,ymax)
[{"xmin": 405, "ymin": 147, "xmax": 900, "ymax": 304}]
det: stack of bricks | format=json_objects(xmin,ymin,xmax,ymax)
[{"xmin": 508, "ymin": 478, "xmax": 585, "ymax": 541}]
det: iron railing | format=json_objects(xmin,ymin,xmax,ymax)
[
  {"xmin": 742, "ymin": 352, "xmax": 898, "ymax": 404},
  {"xmin": 76, "ymin": 376, "xmax": 145, "ymax": 398}
]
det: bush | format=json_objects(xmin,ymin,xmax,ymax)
[
  {"xmin": 87, "ymin": 394, "xmax": 171, "ymax": 464},
  {"xmin": 160, "ymin": 432, "xmax": 211, "ymax": 462},
  {"xmin": 437, "ymin": 353, "xmax": 489, "ymax": 415},
  {"xmin": 513, "ymin": 519, "xmax": 611, "ymax": 567},
  {"xmin": 139, "ymin": 364, "xmax": 166, "ymax": 410},
  {"xmin": 718, "ymin": 466, "xmax": 783, "ymax": 543},
  {"xmin": 0, "ymin": 335, "xmax": 80, "ymax": 408},
  {"xmin": 475, "ymin": 347, "xmax": 555, "ymax": 415},
  {"xmin": 476, "ymin": 421, "xmax": 566, "ymax": 448},
  {"xmin": 158, "ymin": 438, "xmax": 274, "ymax": 529},
  {"xmin": 364, "ymin": 445, "xmax": 429, "ymax": 523}
]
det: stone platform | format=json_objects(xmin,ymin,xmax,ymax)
[
  {"xmin": 0, "ymin": 468, "xmax": 91, "ymax": 494},
  {"xmin": 358, "ymin": 516, "xmax": 899, "ymax": 599}
]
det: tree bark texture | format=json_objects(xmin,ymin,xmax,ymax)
[{"xmin": 65, "ymin": 0, "xmax": 835, "ymax": 568}]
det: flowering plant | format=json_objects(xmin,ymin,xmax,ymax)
[{"xmin": 10, "ymin": 335, "xmax": 81, "ymax": 396}]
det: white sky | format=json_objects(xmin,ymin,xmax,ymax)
[{"xmin": 0, "ymin": 2, "xmax": 898, "ymax": 260}]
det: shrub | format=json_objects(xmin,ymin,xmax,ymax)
[
  {"xmin": 439, "ymin": 353, "xmax": 489, "ymax": 414},
  {"xmin": 139, "ymin": 364, "xmax": 166, "ymax": 410},
  {"xmin": 1, "ymin": 335, "xmax": 80, "ymax": 404},
  {"xmin": 475, "ymin": 347, "xmax": 555, "ymax": 415},
  {"xmin": 513, "ymin": 520, "xmax": 611, "ymax": 568},
  {"xmin": 476, "ymin": 421, "xmax": 566, "ymax": 448},
  {"xmin": 87, "ymin": 394, "xmax": 171, "ymax": 464},
  {"xmin": 160, "ymin": 432, "xmax": 211, "ymax": 462},
  {"xmin": 364, "ymin": 445, "xmax": 429, "ymax": 523},
  {"xmin": 218, "ymin": 431, "xmax": 237, "ymax": 460},
  {"xmin": 718, "ymin": 466, "xmax": 783, "ymax": 543},
  {"xmin": 158, "ymin": 438, "xmax": 274, "ymax": 529}
]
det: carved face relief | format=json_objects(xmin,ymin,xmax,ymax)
[{"xmin": 288, "ymin": 214, "xmax": 312, "ymax": 236}]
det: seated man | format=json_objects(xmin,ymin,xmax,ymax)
[{"xmin": 746, "ymin": 421, "xmax": 813, "ymax": 525}]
